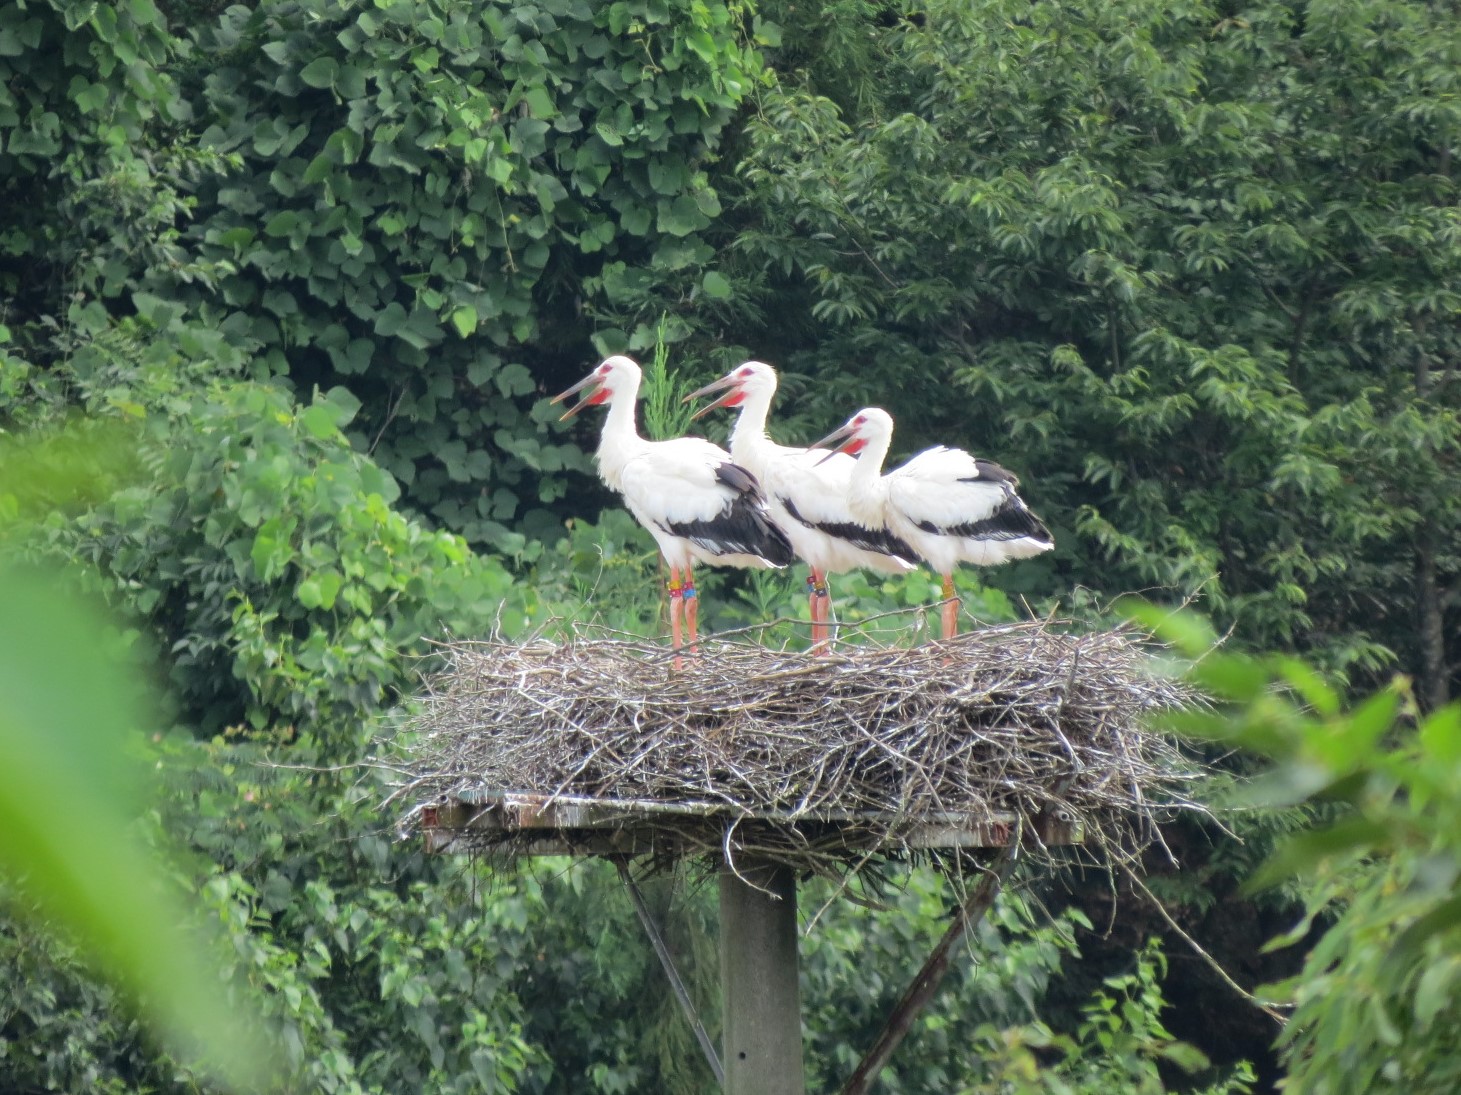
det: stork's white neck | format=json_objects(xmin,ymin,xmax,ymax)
[
  {"xmin": 727, "ymin": 385, "xmax": 775, "ymax": 466},
  {"xmin": 845, "ymin": 424, "xmax": 893, "ymax": 521},
  {"xmin": 595, "ymin": 370, "xmax": 647, "ymax": 490}
]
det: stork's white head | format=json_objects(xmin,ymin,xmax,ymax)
[
  {"xmin": 550, "ymin": 354, "xmax": 642, "ymax": 419},
  {"xmin": 683, "ymin": 360, "xmax": 779, "ymax": 421},
  {"xmin": 808, "ymin": 407, "xmax": 895, "ymax": 460}
]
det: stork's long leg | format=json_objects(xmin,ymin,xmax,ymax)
[
  {"xmin": 809, "ymin": 570, "xmax": 831, "ymax": 654},
  {"xmin": 940, "ymin": 573, "xmax": 959, "ymax": 640},
  {"xmin": 805, "ymin": 573, "xmax": 819, "ymax": 649},
  {"xmin": 668, "ymin": 567, "xmax": 684, "ymax": 653},
  {"xmin": 683, "ymin": 564, "xmax": 699, "ymax": 651}
]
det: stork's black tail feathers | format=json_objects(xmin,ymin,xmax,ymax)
[
  {"xmin": 988, "ymin": 491, "xmax": 1053, "ymax": 545},
  {"xmin": 729, "ymin": 495, "xmax": 796, "ymax": 566},
  {"xmin": 931, "ymin": 481, "xmax": 1053, "ymax": 546}
]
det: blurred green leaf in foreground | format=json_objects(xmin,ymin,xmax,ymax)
[
  {"xmin": 1124, "ymin": 599, "xmax": 1461, "ymax": 1095},
  {"xmin": 0, "ymin": 430, "xmax": 275, "ymax": 1091}
]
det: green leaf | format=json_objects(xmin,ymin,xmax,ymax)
[
  {"xmin": 298, "ymin": 56, "xmax": 339, "ymax": 89},
  {"xmin": 313, "ymin": 569, "xmax": 343, "ymax": 610},
  {"xmin": 1414, "ymin": 956, "xmax": 1461, "ymax": 1027},
  {"xmin": 301, "ymin": 152, "xmax": 333, "ymax": 185},
  {"xmin": 1245, "ymin": 817, "xmax": 1392, "ymax": 894},
  {"xmin": 1228, "ymin": 764, "xmax": 1356, "ymax": 810},
  {"xmin": 450, "ymin": 305, "xmax": 478, "ymax": 338},
  {"xmin": 1419, "ymin": 705, "xmax": 1461, "ymax": 766},
  {"xmin": 1274, "ymin": 657, "xmax": 1340, "ymax": 717},
  {"xmin": 1335, "ymin": 689, "xmax": 1401, "ymax": 763},
  {"xmin": 335, "ymin": 63, "xmax": 367, "ymax": 99},
  {"xmin": 299, "ymin": 404, "xmax": 339, "ymax": 440},
  {"xmin": 297, "ymin": 575, "xmax": 323, "ymax": 608},
  {"xmin": 263, "ymin": 211, "xmax": 299, "ymax": 237},
  {"xmin": 523, "ymin": 86, "xmax": 555, "ymax": 118},
  {"xmin": 1188, "ymin": 652, "xmax": 1267, "ymax": 703},
  {"xmin": 1115, "ymin": 601, "xmax": 1217, "ymax": 657},
  {"xmin": 701, "ymin": 271, "xmax": 732, "ymax": 299},
  {"xmin": 250, "ymin": 518, "xmax": 295, "ymax": 580},
  {"xmin": 1156, "ymin": 1041, "xmax": 1211, "ymax": 1073},
  {"xmin": 658, "ymin": 194, "xmax": 709, "ymax": 237},
  {"xmin": 754, "ymin": 19, "xmax": 783, "ymax": 47},
  {"xmin": 1391, "ymin": 895, "xmax": 1461, "ymax": 962},
  {"xmin": 620, "ymin": 206, "xmax": 652, "ymax": 235},
  {"xmin": 322, "ymin": 386, "xmax": 362, "ymax": 428},
  {"xmin": 374, "ymin": 302, "xmax": 408, "ymax": 336}
]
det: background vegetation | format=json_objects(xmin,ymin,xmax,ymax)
[{"xmin": 2, "ymin": 0, "xmax": 1458, "ymax": 1090}]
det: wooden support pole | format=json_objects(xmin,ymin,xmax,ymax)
[
  {"xmin": 838, "ymin": 842, "xmax": 1019, "ymax": 1095},
  {"xmin": 720, "ymin": 861, "xmax": 805, "ymax": 1095}
]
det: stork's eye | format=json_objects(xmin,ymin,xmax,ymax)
[
  {"xmin": 598, "ymin": 363, "xmax": 612, "ymax": 374},
  {"xmin": 738, "ymin": 367, "xmax": 754, "ymax": 378},
  {"xmin": 853, "ymin": 415, "xmax": 866, "ymax": 426}
]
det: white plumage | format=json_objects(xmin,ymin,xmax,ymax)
[
  {"xmin": 810, "ymin": 407, "xmax": 1053, "ymax": 638},
  {"xmin": 685, "ymin": 361, "xmax": 915, "ymax": 649},
  {"xmin": 551, "ymin": 355, "xmax": 793, "ymax": 651}
]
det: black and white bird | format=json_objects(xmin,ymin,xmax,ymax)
[
  {"xmin": 809, "ymin": 407, "xmax": 1053, "ymax": 639},
  {"xmin": 551, "ymin": 355, "xmax": 794, "ymax": 653},
  {"xmin": 684, "ymin": 361, "xmax": 916, "ymax": 651}
]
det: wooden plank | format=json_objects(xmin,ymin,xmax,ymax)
[
  {"xmin": 422, "ymin": 828, "xmax": 664, "ymax": 857},
  {"xmin": 443, "ymin": 788, "xmax": 1031, "ymax": 828},
  {"xmin": 417, "ymin": 791, "xmax": 1083, "ymax": 854}
]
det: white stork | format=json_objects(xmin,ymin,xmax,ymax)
[
  {"xmin": 551, "ymin": 355, "xmax": 794, "ymax": 653},
  {"xmin": 684, "ymin": 361, "xmax": 917, "ymax": 650},
  {"xmin": 809, "ymin": 408, "xmax": 1054, "ymax": 640}
]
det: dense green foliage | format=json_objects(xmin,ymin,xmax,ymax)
[
  {"xmin": 3, "ymin": 0, "xmax": 1459, "ymax": 1090},
  {"xmin": 175, "ymin": 0, "xmax": 769, "ymax": 551},
  {"xmin": 1142, "ymin": 606, "xmax": 1461, "ymax": 1094},
  {"xmin": 729, "ymin": 0, "xmax": 1461, "ymax": 701}
]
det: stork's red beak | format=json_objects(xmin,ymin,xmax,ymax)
[
  {"xmin": 682, "ymin": 373, "xmax": 745, "ymax": 421},
  {"xmin": 809, "ymin": 420, "xmax": 864, "ymax": 464},
  {"xmin": 551, "ymin": 372, "xmax": 608, "ymax": 420}
]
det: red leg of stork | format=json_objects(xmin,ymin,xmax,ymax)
[
  {"xmin": 805, "ymin": 574, "xmax": 819, "ymax": 648},
  {"xmin": 808, "ymin": 570, "xmax": 831, "ymax": 654},
  {"xmin": 667, "ymin": 568, "xmax": 685, "ymax": 667},
  {"xmin": 940, "ymin": 573, "xmax": 959, "ymax": 640},
  {"xmin": 683, "ymin": 565, "xmax": 700, "ymax": 654}
]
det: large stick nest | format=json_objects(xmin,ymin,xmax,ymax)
[{"xmin": 392, "ymin": 621, "xmax": 1202, "ymax": 874}]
